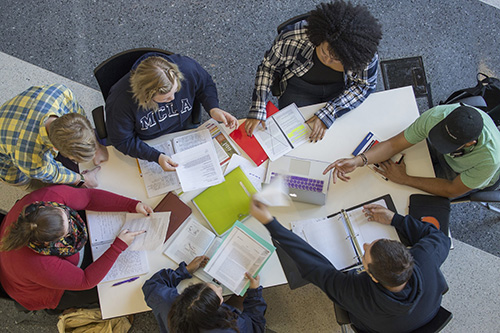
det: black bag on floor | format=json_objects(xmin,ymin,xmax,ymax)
[
  {"xmin": 440, "ymin": 73, "xmax": 500, "ymax": 126},
  {"xmin": 441, "ymin": 73, "xmax": 500, "ymax": 110}
]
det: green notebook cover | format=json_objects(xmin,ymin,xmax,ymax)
[{"xmin": 192, "ymin": 167, "xmax": 258, "ymax": 235}]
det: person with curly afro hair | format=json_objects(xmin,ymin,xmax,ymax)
[{"xmin": 246, "ymin": 1, "xmax": 382, "ymax": 142}]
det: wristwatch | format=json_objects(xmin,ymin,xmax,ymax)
[{"xmin": 76, "ymin": 174, "xmax": 85, "ymax": 188}]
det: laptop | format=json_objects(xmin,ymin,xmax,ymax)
[{"xmin": 264, "ymin": 155, "xmax": 332, "ymax": 205}]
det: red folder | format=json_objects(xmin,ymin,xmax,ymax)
[{"xmin": 230, "ymin": 102, "xmax": 280, "ymax": 166}]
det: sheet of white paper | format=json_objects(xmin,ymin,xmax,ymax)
[
  {"xmin": 347, "ymin": 199, "xmax": 399, "ymax": 255},
  {"xmin": 225, "ymin": 154, "xmax": 266, "ymax": 190},
  {"xmin": 253, "ymin": 117, "xmax": 292, "ymax": 161},
  {"xmin": 122, "ymin": 212, "xmax": 171, "ymax": 251},
  {"xmin": 163, "ymin": 218, "xmax": 216, "ymax": 264},
  {"xmin": 204, "ymin": 226, "xmax": 271, "ymax": 295},
  {"xmin": 86, "ymin": 212, "xmax": 149, "ymax": 282},
  {"xmin": 138, "ymin": 141, "xmax": 180, "ymax": 198},
  {"xmin": 271, "ymin": 103, "xmax": 310, "ymax": 148},
  {"xmin": 291, "ymin": 217, "xmax": 328, "ymax": 242},
  {"xmin": 172, "ymin": 128, "xmax": 212, "ymax": 152},
  {"xmin": 87, "ymin": 211, "xmax": 125, "ymax": 244},
  {"xmin": 253, "ymin": 175, "xmax": 291, "ymax": 206},
  {"xmin": 93, "ymin": 243, "xmax": 149, "ymax": 283},
  {"xmin": 302, "ymin": 216, "xmax": 358, "ymax": 269},
  {"xmin": 173, "ymin": 141, "xmax": 224, "ymax": 192}
]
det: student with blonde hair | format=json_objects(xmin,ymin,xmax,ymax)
[
  {"xmin": 0, "ymin": 84, "xmax": 108, "ymax": 189},
  {"xmin": 105, "ymin": 52, "xmax": 238, "ymax": 171}
]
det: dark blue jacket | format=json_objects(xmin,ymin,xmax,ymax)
[
  {"xmin": 265, "ymin": 213, "xmax": 450, "ymax": 333},
  {"xmin": 142, "ymin": 262, "xmax": 267, "ymax": 333},
  {"xmin": 105, "ymin": 53, "xmax": 220, "ymax": 162}
]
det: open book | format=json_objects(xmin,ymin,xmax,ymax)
[
  {"xmin": 86, "ymin": 211, "xmax": 170, "ymax": 282},
  {"xmin": 164, "ymin": 218, "xmax": 275, "ymax": 296},
  {"xmin": 253, "ymin": 103, "xmax": 311, "ymax": 161},
  {"xmin": 291, "ymin": 194, "xmax": 399, "ymax": 271},
  {"xmin": 138, "ymin": 119, "xmax": 239, "ymax": 198}
]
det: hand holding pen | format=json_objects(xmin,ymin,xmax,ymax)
[{"xmin": 374, "ymin": 154, "xmax": 409, "ymax": 185}]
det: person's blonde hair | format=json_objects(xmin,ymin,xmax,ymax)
[
  {"xmin": 0, "ymin": 206, "xmax": 65, "ymax": 252},
  {"xmin": 48, "ymin": 113, "xmax": 96, "ymax": 163},
  {"xmin": 130, "ymin": 56, "xmax": 184, "ymax": 111}
]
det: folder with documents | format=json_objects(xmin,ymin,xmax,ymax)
[{"xmin": 192, "ymin": 167, "xmax": 258, "ymax": 235}]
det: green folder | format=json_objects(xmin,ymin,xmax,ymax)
[{"xmin": 192, "ymin": 167, "xmax": 258, "ymax": 235}]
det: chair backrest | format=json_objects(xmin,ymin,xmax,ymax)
[
  {"xmin": 411, "ymin": 306, "xmax": 453, "ymax": 333},
  {"xmin": 334, "ymin": 302, "xmax": 452, "ymax": 333},
  {"xmin": 94, "ymin": 48, "xmax": 173, "ymax": 100},
  {"xmin": 276, "ymin": 13, "xmax": 310, "ymax": 34},
  {"xmin": 270, "ymin": 13, "xmax": 311, "ymax": 97}
]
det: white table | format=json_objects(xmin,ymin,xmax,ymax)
[{"xmin": 84, "ymin": 85, "xmax": 435, "ymax": 319}]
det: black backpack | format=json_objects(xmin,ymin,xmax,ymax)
[{"xmin": 440, "ymin": 73, "xmax": 500, "ymax": 126}]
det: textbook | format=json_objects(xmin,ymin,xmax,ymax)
[
  {"xmin": 86, "ymin": 211, "xmax": 171, "ymax": 282},
  {"xmin": 290, "ymin": 194, "xmax": 399, "ymax": 271},
  {"xmin": 253, "ymin": 103, "xmax": 311, "ymax": 161},
  {"xmin": 138, "ymin": 119, "xmax": 239, "ymax": 198},
  {"xmin": 164, "ymin": 219, "xmax": 275, "ymax": 296},
  {"xmin": 229, "ymin": 101, "xmax": 280, "ymax": 166},
  {"xmin": 192, "ymin": 166, "xmax": 258, "ymax": 235}
]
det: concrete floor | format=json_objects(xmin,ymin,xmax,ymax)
[{"xmin": 0, "ymin": 0, "xmax": 499, "ymax": 332}]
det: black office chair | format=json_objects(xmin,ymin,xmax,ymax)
[
  {"xmin": 270, "ymin": 13, "xmax": 310, "ymax": 97},
  {"xmin": 334, "ymin": 303, "xmax": 453, "ymax": 333},
  {"xmin": 92, "ymin": 47, "xmax": 202, "ymax": 140}
]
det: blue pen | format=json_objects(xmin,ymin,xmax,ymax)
[{"xmin": 112, "ymin": 276, "xmax": 140, "ymax": 287}]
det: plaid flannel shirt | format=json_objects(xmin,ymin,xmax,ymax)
[
  {"xmin": 0, "ymin": 84, "xmax": 85, "ymax": 185},
  {"xmin": 249, "ymin": 20, "xmax": 378, "ymax": 128}
]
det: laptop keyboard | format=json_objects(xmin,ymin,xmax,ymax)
[{"xmin": 271, "ymin": 172, "xmax": 324, "ymax": 193}]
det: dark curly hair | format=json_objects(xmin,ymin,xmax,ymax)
[
  {"xmin": 167, "ymin": 283, "xmax": 239, "ymax": 333},
  {"xmin": 306, "ymin": 1, "xmax": 382, "ymax": 72},
  {"xmin": 367, "ymin": 239, "xmax": 414, "ymax": 288}
]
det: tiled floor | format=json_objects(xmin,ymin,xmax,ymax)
[{"xmin": 0, "ymin": 0, "xmax": 499, "ymax": 331}]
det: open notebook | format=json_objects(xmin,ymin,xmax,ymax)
[{"xmin": 291, "ymin": 194, "xmax": 399, "ymax": 271}]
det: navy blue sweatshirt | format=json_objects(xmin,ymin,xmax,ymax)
[
  {"xmin": 265, "ymin": 213, "xmax": 450, "ymax": 333},
  {"xmin": 142, "ymin": 262, "xmax": 267, "ymax": 333},
  {"xmin": 105, "ymin": 53, "xmax": 220, "ymax": 163}
]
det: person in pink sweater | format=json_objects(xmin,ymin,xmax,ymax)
[{"xmin": 0, "ymin": 185, "xmax": 153, "ymax": 312}]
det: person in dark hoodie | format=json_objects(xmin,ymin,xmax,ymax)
[
  {"xmin": 250, "ymin": 198, "xmax": 450, "ymax": 333},
  {"xmin": 105, "ymin": 52, "xmax": 237, "ymax": 172}
]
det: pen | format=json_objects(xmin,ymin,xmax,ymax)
[
  {"xmin": 136, "ymin": 159, "xmax": 143, "ymax": 177},
  {"xmin": 112, "ymin": 276, "xmax": 140, "ymax": 287},
  {"xmin": 396, "ymin": 155, "xmax": 404, "ymax": 164}
]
